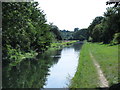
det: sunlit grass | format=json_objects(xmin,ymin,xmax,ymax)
[
  {"xmin": 50, "ymin": 40, "xmax": 78, "ymax": 49},
  {"xmin": 90, "ymin": 43, "xmax": 118, "ymax": 86},
  {"xmin": 70, "ymin": 43, "xmax": 99, "ymax": 88},
  {"xmin": 70, "ymin": 42, "xmax": 118, "ymax": 88}
]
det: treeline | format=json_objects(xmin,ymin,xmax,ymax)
[
  {"xmin": 2, "ymin": 2, "xmax": 62, "ymax": 62},
  {"xmin": 60, "ymin": 28, "xmax": 88, "ymax": 41},
  {"xmin": 88, "ymin": 6, "xmax": 120, "ymax": 44},
  {"xmin": 60, "ymin": 30, "xmax": 74, "ymax": 40},
  {"xmin": 73, "ymin": 28, "xmax": 88, "ymax": 41},
  {"xmin": 60, "ymin": 5, "xmax": 120, "ymax": 45},
  {"xmin": 3, "ymin": 2, "xmax": 120, "ymax": 63}
]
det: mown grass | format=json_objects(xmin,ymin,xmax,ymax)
[
  {"xmin": 70, "ymin": 42, "xmax": 119, "ymax": 88},
  {"xmin": 90, "ymin": 43, "xmax": 119, "ymax": 86},
  {"xmin": 70, "ymin": 42, "xmax": 99, "ymax": 88}
]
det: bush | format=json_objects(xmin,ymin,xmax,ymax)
[{"xmin": 111, "ymin": 33, "xmax": 120, "ymax": 45}]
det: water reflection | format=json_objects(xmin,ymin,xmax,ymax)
[
  {"xmin": 73, "ymin": 41, "xmax": 83, "ymax": 51},
  {"xmin": 2, "ymin": 49, "xmax": 62, "ymax": 88},
  {"xmin": 2, "ymin": 42, "xmax": 83, "ymax": 88},
  {"xmin": 44, "ymin": 42, "xmax": 83, "ymax": 88}
]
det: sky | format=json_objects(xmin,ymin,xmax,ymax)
[{"xmin": 35, "ymin": 0, "xmax": 110, "ymax": 31}]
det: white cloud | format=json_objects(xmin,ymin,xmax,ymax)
[{"xmin": 35, "ymin": 0, "xmax": 109, "ymax": 31}]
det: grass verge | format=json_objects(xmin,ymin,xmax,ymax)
[
  {"xmin": 90, "ymin": 43, "xmax": 118, "ymax": 86},
  {"xmin": 70, "ymin": 42, "xmax": 118, "ymax": 88},
  {"xmin": 70, "ymin": 42, "xmax": 99, "ymax": 88},
  {"xmin": 7, "ymin": 40, "xmax": 78, "ymax": 66}
]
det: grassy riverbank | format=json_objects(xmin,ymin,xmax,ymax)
[
  {"xmin": 7, "ymin": 40, "xmax": 78, "ymax": 66},
  {"xmin": 70, "ymin": 42, "xmax": 118, "ymax": 88},
  {"xmin": 50, "ymin": 40, "xmax": 78, "ymax": 50}
]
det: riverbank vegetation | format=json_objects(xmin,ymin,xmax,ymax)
[
  {"xmin": 2, "ymin": 2, "xmax": 86, "ymax": 66},
  {"xmin": 70, "ymin": 42, "xmax": 118, "ymax": 88},
  {"xmin": 70, "ymin": 42, "xmax": 99, "ymax": 88},
  {"xmin": 60, "ymin": 28, "xmax": 88, "ymax": 41},
  {"xmin": 2, "ymin": 2, "xmax": 54, "ymax": 65},
  {"xmin": 88, "ymin": 6, "xmax": 120, "ymax": 44},
  {"xmin": 50, "ymin": 40, "xmax": 78, "ymax": 49},
  {"xmin": 2, "ymin": 1, "xmax": 120, "ymax": 88},
  {"xmin": 3, "ymin": 2, "xmax": 70, "ymax": 66},
  {"xmin": 3, "ymin": 48, "xmax": 62, "ymax": 88},
  {"xmin": 70, "ymin": 3, "xmax": 120, "ymax": 88}
]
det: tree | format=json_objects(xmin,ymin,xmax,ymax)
[
  {"xmin": 73, "ymin": 28, "xmax": 88, "ymax": 41},
  {"xmin": 87, "ymin": 6, "xmax": 120, "ymax": 44},
  {"xmin": 88, "ymin": 16, "xmax": 104, "ymax": 40},
  {"xmin": 74, "ymin": 28, "xmax": 79, "ymax": 32},
  {"xmin": 102, "ymin": 7, "xmax": 120, "ymax": 43},
  {"xmin": 2, "ymin": 2, "xmax": 54, "ymax": 61},
  {"xmin": 49, "ymin": 24, "xmax": 62, "ymax": 40},
  {"xmin": 92, "ymin": 24, "xmax": 103, "ymax": 42},
  {"xmin": 60, "ymin": 30, "xmax": 74, "ymax": 40}
]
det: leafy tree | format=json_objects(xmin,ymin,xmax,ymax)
[
  {"xmin": 87, "ymin": 6, "xmax": 120, "ymax": 44},
  {"xmin": 49, "ymin": 24, "xmax": 62, "ymax": 40},
  {"xmin": 92, "ymin": 24, "xmax": 103, "ymax": 42},
  {"xmin": 88, "ymin": 16, "xmax": 104, "ymax": 40},
  {"xmin": 102, "ymin": 7, "xmax": 120, "ymax": 43},
  {"xmin": 73, "ymin": 28, "xmax": 88, "ymax": 41},
  {"xmin": 60, "ymin": 30, "xmax": 74, "ymax": 40},
  {"xmin": 2, "ymin": 2, "xmax": 54, "ymax": 62}
]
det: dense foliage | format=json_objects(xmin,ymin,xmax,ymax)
[
  {"xmin": 88, "ymin": 6, "xmax": 120, "ymax": 44},
  {"xmin": 49, "ymin": 24, "xmax": 62, "ymax": 40},
  {"xmin": 60, "ymin": 28, "xmax": 88, "ymax": 41},
  {"xmin": 73, "ymin": 28, "xmax": 88, "ymax": 41},
  {"xmin": 2, "ymin": 2, "xmax": 60, "ymax": 63},
  {"xmin": 3, "ymin": 1, "xmax": 120, "ymax": 65},
  {"xmin": 60, "ymin": 30, "xmax": 74, "ymax": 40}
]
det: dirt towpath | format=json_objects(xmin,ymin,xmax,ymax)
[{"xmin": 90, "ymin": 52, "xmax": 109, "ymax": 87}]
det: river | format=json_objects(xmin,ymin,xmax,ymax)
[{"xmin": 3, "ymin": 42, "xmax": 83, "ymax": 88}]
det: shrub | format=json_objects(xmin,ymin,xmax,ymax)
[{"xmin": 111, "ymin": 33, "xmax": 120, "ymax": 45}]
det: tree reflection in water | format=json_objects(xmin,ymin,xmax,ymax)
[
  {"xmin": 2, "ymin": 49, "xmax": 62, "ymax": 88},
  {"xmin": 73, "ymin": 41, "xmax": 83, "ymax": 51}
]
